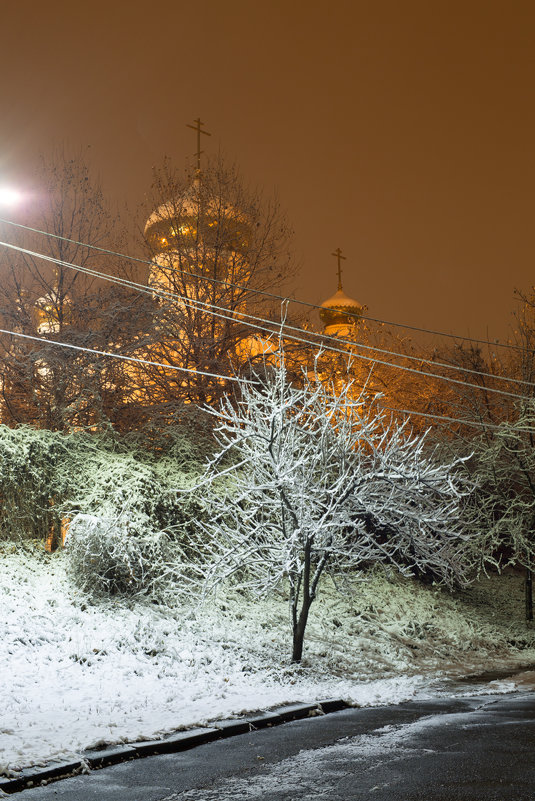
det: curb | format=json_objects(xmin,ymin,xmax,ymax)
[{"xmin": 0, "ymin": 699, "xmax": 350, "ymax": 795}]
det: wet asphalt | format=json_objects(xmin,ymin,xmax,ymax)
[{"xmin": 10, "ymin": 691, "xmax": 535, "ymax": 800}]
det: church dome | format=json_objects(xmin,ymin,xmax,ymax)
[
  {"xmin": 319, "ymin": 288, "xmax": 364, "ymax": 332},
  {"xmin": 144, "ymin": 179, "xmax": 250, "ymax": 256},
  {"xmin": 144, "ymin": 182, "xmax": 201, "ymax": 235},
  {"xmin": 319, "ymin": 248, "xmax": 364, "ymax": 335}
]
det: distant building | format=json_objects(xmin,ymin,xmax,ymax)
[{"xmin": 319, "ymin": 248, "xmax": 365, "ymax": 338}]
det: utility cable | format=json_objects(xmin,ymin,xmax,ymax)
[
  {"xmin": 0, "ymin": 238, "xmax": 532, "ymax": 404},
  {"xmin": 0, "ymin": 324, "xmax": 506, "ymax": 432},
  {"xmin": 0, "ymin": 327, "xmax": 251, "ymax": 385},
  {"xmin": 0, "ymin": 215, "xmax": 529, "ymax": 355}
]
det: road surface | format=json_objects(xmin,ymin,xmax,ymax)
[{"xmin": 14, "ymin": 692, "xmax": 535, "ymax": 800}]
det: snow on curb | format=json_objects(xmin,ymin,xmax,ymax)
[{"xmin": 0, "ymin": 701, "xmax": 343, "ymax": 794}]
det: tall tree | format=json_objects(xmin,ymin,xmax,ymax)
[
  {"xmin": 0, "ymin": 149, "xmax": 150, "ymax": 431},
  {"xmin": 138, "ymin": 155, "xmax": 296, "ymax": 411}
]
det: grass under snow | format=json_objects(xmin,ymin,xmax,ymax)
[{"xmin": 2, "ymin": 541, "xmax": 535, "ymax": 775}]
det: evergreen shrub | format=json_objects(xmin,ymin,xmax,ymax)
[{"xmin": 0, "ymin": 426, "xmax": 74, "ymax": 542}]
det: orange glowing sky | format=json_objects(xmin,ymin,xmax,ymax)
[{"xmin": 0, "ymin": 0, "xmax": 533, "ymax": 343}]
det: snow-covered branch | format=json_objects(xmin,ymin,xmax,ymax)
[{"xmin": 191, "ymin": 349, "xmax": 474, "ymax": 661}]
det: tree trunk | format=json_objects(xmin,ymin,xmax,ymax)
[
  {"xmin": 526, "ymin": 568, "xmax": 533, "ymax": 622},
  {"xmin": 292, "ymin": 597, "xmax": 313, "ymax": 662}
]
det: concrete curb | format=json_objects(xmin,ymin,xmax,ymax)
[{"xmin": 0, "ymin": 699, "xmax": 350, "ymax": 795}]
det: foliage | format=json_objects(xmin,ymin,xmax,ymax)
[
  {"xmin": 466, "ymin": 401, "xmax": 535, "ymax": 573},
  {"xmin": 62, "ymin": 439, "xmax": 207, "ymax": 598},
  {"xmin": 66, "ymin": 514, "xmax": 178, "ymax": 598},
  {"xmin": 0, "ymin": 425, "xmax": 205, "ymax": 593},
  {"xmin": 435, "ymin": 294, "xmax": 535, "ymax": 582},
  {"xmin": 0, "ymin": 425, "xmax": 74, "ymax": 542},
  {"xmin": 190, "ymin": 350, "xmax": 474, "ymax": 662},
  {"xmin": 123, "ymin": 403, "xmax": 216, "ymax": 468}
]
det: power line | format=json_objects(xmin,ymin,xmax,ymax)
[
  {"xmin": 0, "ymin": 215, "xmax": 528, "ymax": 354},
  {"xmin": 0, "ymin": 239, "xmax": 532, "ymax": 404},
  {"xmin": 0, "ymin": 324, "xmax": 507, "ymax": 433},
  {"xmin": 0, "ymin": 241, "xmax": 515, "ymax": 432},
  {"xmin": 381, "ymin": 405, "xmax": 505, "ymax": 432},
  {"xmin": 0, "ymin": 327, "xmax": 251, "ymax": 385}
]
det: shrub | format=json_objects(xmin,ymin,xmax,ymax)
[
  {"xmin": 0, "ymin": 426, "xmax": 75, "ymax": 543},
  {"xmin": 66, "ymin": 513, "xmax": 177, "ymax": 598}
]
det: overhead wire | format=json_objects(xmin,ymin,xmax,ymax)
[
  {"xmin": 0, "ymin": 231, "xmax": 530, "ymax": 430},
  {"xmin": 0, "ymin": 329, "xmax": 252, "ymax": 385},
  {"xmin": 0, "ymin": 215, "xmax": 529, "ymax": 354},
  {"xmin": 0, "ymin": 325, "xmax": 508, "ymax": 432},
  {"xmin": 0, "ymin": 238, "xmax": 532, "ymax": 405}
]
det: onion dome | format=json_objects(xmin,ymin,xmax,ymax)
[
  {"xmin": 319, "ymin": 289, "xmax": 364, "ymax": 334},
  {"xmin": 319, "ymin": 248, "xmax": 364, "ymax": 336},
  {"xmin": 144, "ymin": 178, "xmax": 250, "ymax": 257}
]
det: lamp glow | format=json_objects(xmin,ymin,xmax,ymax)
[{"xmin": 0, "ymin": 186, "xmax": 23, "ymax": 206}]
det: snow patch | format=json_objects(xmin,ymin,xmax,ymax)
[{"xmin": 1, "ymin": 545, "xmax": 534, "ymax": 773}]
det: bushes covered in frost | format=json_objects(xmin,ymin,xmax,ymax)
[
  {"xmin": 66, "ymin": 514, "xmax": 177, "ymax": 597},
  {"xmin": 0, "ymin": 426, "xmax": 76, "ymax": 542},
  {"xmin": 0, "ymin": 424, "xmax": 206, "ymax": 598},
  {"xmin": 63, "ymin": 448, "xmax": 206, "ymax": 598}
]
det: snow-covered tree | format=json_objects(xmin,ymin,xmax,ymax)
[
  {"xmin": 195, "ymin": 351, "xmax": 474, "ymax": 662},
  {"xmin": 467, "ymin": 400, "xmax": 535, "ymax": 618}
]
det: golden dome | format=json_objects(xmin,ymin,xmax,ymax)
[
  {"xmin": 319, "ymin": 288, "xmax": 364, "ymax": 331},
  {"xmin": 144, "ymin": 179, "xmax": 250, "ymax": 256}
]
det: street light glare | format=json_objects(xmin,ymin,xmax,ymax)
[{"xmin": 0, "ymin": 186, "xmax": 23, "ymax": 206}]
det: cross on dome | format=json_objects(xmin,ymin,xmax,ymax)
[
  {"xmin": 331, "ymin": 248, "xmax": 346, "ymax": 291},
  {"xmin": 186, "ymin": 118, "xmax": 211, "ymax": 175}
]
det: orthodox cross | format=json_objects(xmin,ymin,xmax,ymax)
[
  {"xmin": 186, "ymin": 118, "xmax": 211, "ymax": 174},
  {"xmin": 331, "ymin": 248, "xmax": 346, "ymax": 291}
]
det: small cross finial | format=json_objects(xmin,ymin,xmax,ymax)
[
  {"xmin": 331, "ymin": 248, "xmax": 346, "ymax": 291},
  {"xmin": 186, "ymin": 118, "xmax": 211, "ymax": 174}
]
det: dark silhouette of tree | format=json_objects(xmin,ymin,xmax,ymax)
[{"xmin": 0, "ymin": 149, "xmax": 151, "ymax": 432}]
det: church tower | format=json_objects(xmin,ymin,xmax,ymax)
[
  {"xmin": 144, "ymin": 119, "xmax": 251, "ymax": 298},
  {"xmin": 319, "ymin": 248, "xmax": 365, "ymax": 337}
]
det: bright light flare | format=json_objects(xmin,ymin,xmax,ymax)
[{"xmin": 0, "ymin": 185, "xmax": 23, "ymax": 207}]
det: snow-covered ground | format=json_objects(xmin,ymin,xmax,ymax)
[{"xmin": 2, "ymin": 541, "xmax": 535, "ymax": 775}]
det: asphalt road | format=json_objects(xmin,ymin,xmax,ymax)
[{"xmin": 13, "ymin": 692, "xmax": 535, "ymax": 800}]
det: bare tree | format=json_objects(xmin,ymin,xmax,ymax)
[
  {"xmin": 138, "ymin": 155, "xmax": 296, "ymax": 411},
  {"xmin": 192, "ymin": 348, "xmax": 473, "ymax": 662},
  {"xmin": 0, "ymin": 149, "xmax": 151, "ymax": 431}
]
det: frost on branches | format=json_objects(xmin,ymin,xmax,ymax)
[
  {"xmin": 195, "ymin": 352, "xmax": 474, "ymax": 662},
  {"xmin": 468, "ymin": 401, "xmax": 535, "ymax": 618}
]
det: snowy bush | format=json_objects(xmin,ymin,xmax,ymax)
[
  {"xmin": 66, "ymin": 513, "xmax": 178, "ymax": 598},
  {"xmin": 124, "ymin": 406, "xmax": 215, "ymax": 469},
  {"xmin": 466, "ymin": 401, "xmax": 535, "ymax": 572},
  {"xmin": 60, "ymin": 443, "xmax": 207, "ymax": 597},
  {"xmin": 0, "ymin": 425, "xmax": 76, "ymax": 543},
  {"xmin": 0, "ymin": 423, "xmax": 204, "ymax": 571}
]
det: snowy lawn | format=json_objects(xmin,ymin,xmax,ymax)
[{"xmin": 2, "ymin": 541, "xmax": 535, "ymax": 775}]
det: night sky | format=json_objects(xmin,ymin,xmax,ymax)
[{"xmin": 0, "ymin": 0, "xmax": 533, "ymax": 343}]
